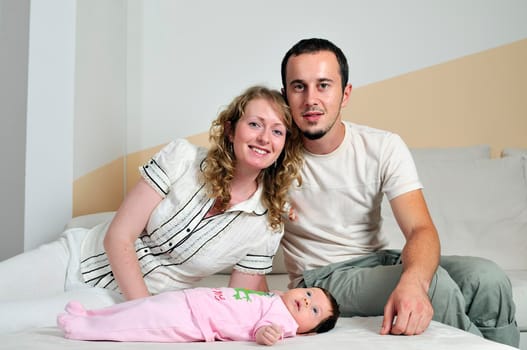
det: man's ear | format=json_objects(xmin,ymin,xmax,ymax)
[
  {"xmin": 281, "ymin": 87, "xmax": 288, "ymax": 104},
  {"xmin": 340, "ymin": 84, "xmax": 352, "ymax": 108}
]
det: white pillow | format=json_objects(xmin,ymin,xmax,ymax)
[
  {"xmin": 383, "ymin": 156, "xmax": 527, "ymax": 270},
  {"xmin": 411, "ymin": 145, "xmax": 490, "ymax": 162},
  {"xmin": 382, "ymin": 145, "xmax": 492, "ymax": 251},
  {"xmin": 65, "ymin": 211, "xmax": 115, "ymax": 229},
  {"xmin": 502, "ymin": 148, "xmax": 527, "ymax": 157}
]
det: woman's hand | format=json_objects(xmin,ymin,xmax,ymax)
[{"xmin": 228, "ymin": 269, "xmax": 269, "ymax": 292}]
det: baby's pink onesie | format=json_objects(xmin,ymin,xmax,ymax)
[{"xmin": 58, "ymin": 287, "xmax": 298, "ymax": 342}]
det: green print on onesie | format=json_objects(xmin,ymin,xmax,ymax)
[{"xmin": 232, "ymin": 288, "xmax": 272, "ymax": 301}]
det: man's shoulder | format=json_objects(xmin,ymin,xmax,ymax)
[
  {"xmin": 344, "ymin": 121, "xmax": 394, "ymax": 137},
  {"xmin": 344, "ymin": 121, "xmax": 403, "ymax": 146}
]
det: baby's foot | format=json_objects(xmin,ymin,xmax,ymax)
[
  {"xmin": 56, "ymin": 312, "xmax": 73, "ymax": 337},
  {"xmin": 65, "ymin": 301, "xmax": 88, "ymax": 316}
]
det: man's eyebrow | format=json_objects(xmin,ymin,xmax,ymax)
[
  {"xmin": 289, "ymin": 78, "xmax": 334, "ymax": 86},
  {"xmin": 288, "ymin": 79, "xmax": 304, "ymax": 86}
]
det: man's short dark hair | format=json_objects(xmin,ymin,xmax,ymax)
[
  {"xmin": 281, "ymin": 38, "xmax": 349, "ymax": 92},
  {"xmin": 304, "ymin": 287, "xmax": 341, "ymax": 334}
]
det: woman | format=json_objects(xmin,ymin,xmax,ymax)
[{"xmin": 0, "ymin": 85, "xmax": 303, "ymax": 332}]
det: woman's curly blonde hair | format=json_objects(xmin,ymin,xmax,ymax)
[{"xmin": 200, "ymin": 85, "xmax": 303, "ymax": 231}]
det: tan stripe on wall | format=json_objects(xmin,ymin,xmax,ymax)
[
  {"xmin": 73, "ymin": 133, "xmax": 209, "ymax": 217},
  {"xmin": 73, "ymin": 38, "xmax": 527, "ymax": 216},
  {"xmin": 343, "ymin": 38, "xmax": 527, "ymax": 156}
]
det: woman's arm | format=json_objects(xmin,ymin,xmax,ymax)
[
  {"xmin": 228, "ymin": 269, "xmax": 270, "ymax": 292},
  {"xmin": 103, "ymin": 179, "xmax": 163, "ymax": 300}
]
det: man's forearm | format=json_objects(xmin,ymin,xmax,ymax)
[{"xmin": 400, "ymin": 226, "xmax": 440, "ymax": 291}]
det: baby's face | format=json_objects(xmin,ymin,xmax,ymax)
[{"xmin": 280, "ymin": 287, "xmax": 333, "ymax": 333}]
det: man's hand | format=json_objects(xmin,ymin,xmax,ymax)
[
  {"xmin": 380, "ymin": 275, "xmax": 434, "ymax": 336},
  {"xmin": 383, "ymin": 189, "xmax": 439, "ymax": 336},
  {"xmin": 255, "ymin": 324, "xmax": 283, "ymax": 346}
]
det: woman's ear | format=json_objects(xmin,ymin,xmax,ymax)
[{"xmin": 224, "ymin": 121, "xmax": 233, "ymax": 142}]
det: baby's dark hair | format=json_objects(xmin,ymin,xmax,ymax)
[{"xmin": 306, "ymin": 287, "xmax": 340, "ymax": 334}]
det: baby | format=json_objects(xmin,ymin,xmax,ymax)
[{"xmin": 57, "ymin": 287, "xmax": 340, "ymax": 346}]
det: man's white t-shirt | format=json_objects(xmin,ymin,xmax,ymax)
[{"xmin": 282, "ymin": 122, "xmax": 422, "ymax": 287}]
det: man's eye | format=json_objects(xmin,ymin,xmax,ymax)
[
  {"xmin": 293, "ymin": 84, "xmax": 304, "ymax": 91},
  {"xmin": 320, "ymin": 83, "xmax": 329, "ymax": 89}
]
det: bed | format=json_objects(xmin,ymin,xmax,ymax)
[
  {"xmin": 0, "ymin": 207, "xmax": 521, "ymax": 350},
  {"xmin": 0, "ymin": 316, "xmax": 517, "ymax": 350}
]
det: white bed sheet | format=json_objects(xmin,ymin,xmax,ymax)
[{"xmin": 0, "ymin": 316, "xmax": 515, "ymax": 350}]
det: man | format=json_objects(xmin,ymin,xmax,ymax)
[{"xmin": 280, "ymin": 38, "xmax": 519, "ymax": 347}]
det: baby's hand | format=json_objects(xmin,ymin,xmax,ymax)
[{"xmin": 255, "ymin": 324, "xmax": 283, "ymax": 346}]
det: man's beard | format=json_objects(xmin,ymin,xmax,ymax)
[
  {"xmin": 303, "ymin": 129, "xmax": 327, "ymax": 140},
  {"xmin": 301, "ymin": 116, "xmax": 338, "ymax": 140}
]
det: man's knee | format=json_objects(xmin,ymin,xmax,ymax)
[
  {"xmin": 428, "ymin": 267, "xmax": 474, "ymax": 329},
  {"xmin": 441, "ymin": 256, "xmax": 512, "ymax": 301},
  {"xmin": 428, "ymin": 266, "xmax": 462, "ymax": 305},
  {"xmin": 469, "ymin": 257, "xmax": 512, "ymax": 289}
]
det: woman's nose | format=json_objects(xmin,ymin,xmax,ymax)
[{"xmin": 257, "ymin": 129, "xmax": 270, "ymax": 144}]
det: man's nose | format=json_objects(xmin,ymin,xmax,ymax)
[{"xmin": 305, "ymin": 87, "xmax": 319, "ymax": 106}]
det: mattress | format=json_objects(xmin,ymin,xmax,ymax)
[{"xmin": 0, "ymin": 316, "xmax": 516, "ymax": 350}]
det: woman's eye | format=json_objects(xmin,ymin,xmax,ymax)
[
  {"xmin": 248, "ymin": 121, "xmax": 260, "ymax": 128},
  {"xmin": 273, "ymin": 129, "xmax": 284, "ymax": 136}
]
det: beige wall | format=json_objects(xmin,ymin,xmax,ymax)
[
  {"xmin": 343, "ymin": 39, "xmax": 527, "ymax": 157},
  {"xmin": 73, "ymin": 39, "xmax": 527, "ymax": 216},
  {"xmin": 73, "ymin": 133, "xmax": 209, "ymax": 216}
]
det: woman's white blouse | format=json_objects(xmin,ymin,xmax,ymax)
[{"xmin": 79, "ymin": 139, "xmax": 282, "ymax": 294}]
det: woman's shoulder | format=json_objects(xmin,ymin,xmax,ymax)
[
  {"xmin": 162, "ymin": 138, "xmax": 205, "ymax": 154},
  {"xmin": 154, "ymin": 139, "xmax": 208, "ymax": 165}
]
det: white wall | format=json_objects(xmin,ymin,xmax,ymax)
[
  {"xmin": 0, "ymin": 0, "xmax": 76, "ymax": 260},
  {"xmin": 2, "ymin": 0, "xmax": 527, "ymax": 260},
  {"xmin": 124, "ymin": 0, "xmax": 527, "ymax": 153},
  {"xmin": 0, "ymin": 0, "xmax": 29, "ymax": 260},
  {"xmin": 74, "ymin": 0, "xmax": 127, "ymax": 178},
  {"xmin": 24, "ymin": 0, "xmax": 76, "ymax": 252}
]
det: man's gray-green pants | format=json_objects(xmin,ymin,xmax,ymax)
[{"xmin": 298, "ymin": 250, "xmax": 520, "ymax": 348}]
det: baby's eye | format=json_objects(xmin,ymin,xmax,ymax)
[
  {"xmin": 312, "ymin": 307, "xmax": 319, "ymax": 315},
  {"xmin": 306, "ymin": 291, "xmax": 312, "ymax": 297}
]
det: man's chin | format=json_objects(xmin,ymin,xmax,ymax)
[{"xmin": 303, "ymin": 130, "xmax": 327, "ymax": 140}]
